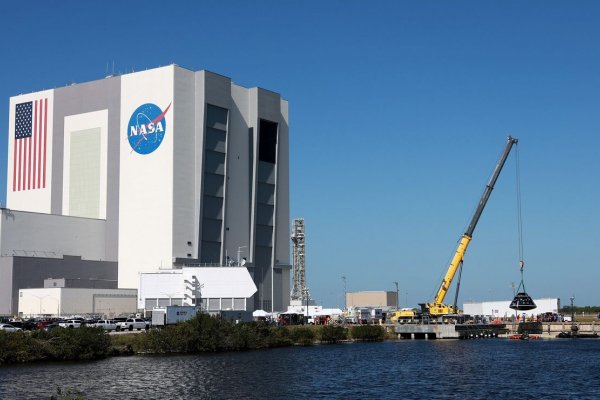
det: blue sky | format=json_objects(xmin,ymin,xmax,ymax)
[{"xmin": 1, "ymin": 1, "xmax": 599, "ymax": 308}]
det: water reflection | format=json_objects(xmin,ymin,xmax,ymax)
[{"xmin": 1, "ymin": 341, "xmax": 600, "ymax": 399}]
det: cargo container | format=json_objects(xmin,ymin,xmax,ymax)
[{"xmin": 152, "ymin": 306, "xmax": 199, "ymax": 326}]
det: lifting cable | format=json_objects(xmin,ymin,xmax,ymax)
[
  {"xmin": 510, "ymin": 141, "xmax": 536, "ymax": 311},
  {"xmin": 515, "ymin": 143, "xmax": 526, "ymax": 293}
]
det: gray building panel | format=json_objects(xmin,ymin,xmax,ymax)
[
  {"xmin": 104, "ymin": 79, "xmax": 121, "ymax": 263},
  {"xmin": 197, "ymin": 72, "xmax": 233, "ymax": 264},
  {"xmin": 225, "ymin": 85, "xmax": 252, "ymax": 265},
  {"xmin": 51, "ymin": 76, "xmax": 121, "ymax": 261},
  {"xmin": 255, "ymin": 88, "xmax": 283, "ymax": 126},
  {"xmin": 273, "ymin": 269, "xmax": 283, "ymax": 312},
  {"xmin": 7, "ymin": 255, "xmax": 117, "ymax": 315},
  {"xmin": 194, "ymin": 73, "xmax": 207, "ymax": 257},
  {"xmin": 251, "ymin": 89, "xmax": 290, "ymax": 311},
  {"xmin": 0, "ymin": 257, "xmax": 13, "ymax": 315},
  {"xmin": 44, "ymin": 277, "xmax": 117, "ymax": 289},
  {"xmin": 203, "ymin": 71, "xmax": 233, "ymax": 110},
  {"xmin": 0, "ymin": 209, "xmax": 109, "ymax": 261},
  {"xmin": 275, "ymin": 99, "xmax": 290, "ymax": 266},
  {"xmin": 205, "ymin": 128, "xmax": 227, "ymax": 152},
  {"xmin": 199, "ymin": 104, "xmax": 228, "ymax": 264},
  {"xmin": 172, "ymin": 67, "xmax": 196, "ymax": 260}
]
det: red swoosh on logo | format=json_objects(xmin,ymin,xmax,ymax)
[
  {"xmin": 151, "ymin": 102, "xmax": 171, "ymax": 125},
  {"xmin": 131, "ymin": 102, "xmax": 172, "ymax": 153}
]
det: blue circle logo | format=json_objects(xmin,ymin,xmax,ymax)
[{"xmin": 127, "ymin": 103, "xmax": 171, "ymax": 155}]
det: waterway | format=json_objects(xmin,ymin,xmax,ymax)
[{"xmin": 1, "ymin": 339, "xmax": 600, "ymax": 399}]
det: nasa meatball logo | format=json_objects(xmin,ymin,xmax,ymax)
[{"xmin": 127, "ymin": 102, "xmax": 171, "ymax": 154}]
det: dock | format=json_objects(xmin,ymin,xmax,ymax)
[
  {"xmin": 394, "ymin": 322, "xmax": 508, "ymax": 339},
  {"xmin": 391, "ymin": 321, "xmax": 599, "ymax": 340}
]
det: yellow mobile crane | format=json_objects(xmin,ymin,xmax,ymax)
[{"xmin": 422, "ymin": 136, "xmax": 519, "ymax": 317}]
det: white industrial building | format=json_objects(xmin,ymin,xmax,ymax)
[
  {"xmin": 1, "ymin": 64, "xmax": 291, "ymax": 316},
  {"xmin": 138, "ymin": 267, "xmax": 257, "ymax": 314},
  {"xmin": 19, "ymin": 287, "xmax": 136, "ymax": 318},
  {"xmin": 463, "ymin": 298, "xmax": 559, "ymax": 319}
]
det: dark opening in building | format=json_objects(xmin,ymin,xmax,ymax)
[{"xmin": 259, "ymin": 119, "xmax": 278, "ymax": 164}]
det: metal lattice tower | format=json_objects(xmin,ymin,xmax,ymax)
[{"xmin": 291, "ymin": 218, "xmax": 309, "ymax": 301}]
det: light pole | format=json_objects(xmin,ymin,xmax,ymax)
[
  {"xmin": 570, "ymin": 296, "xmax": 575, "ymax": 322},
  {"xmin": 393, "ymin": 281, "xmax": 399, "ymax": 308},
  {"xmin": 237, "ymin": 246, "xmax": 248, "ymax": 265},
  {"xmin": 342, "ymin": 276, "xmax": 347, "ymax": 310},
  {"xmin": 304, "ymin": 288, "xmax": 310, "ymax": 324}
]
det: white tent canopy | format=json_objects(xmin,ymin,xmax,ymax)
[
  {"xmin": 252, "ymin": 309, "xmax": 271, "ymax": 317},
  {"xmin": 314, "ymin": 308, "xmax": 343, "ymax": 316}
]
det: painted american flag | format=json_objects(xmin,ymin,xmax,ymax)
[{"xmin": 14, "ymin": 98, "xmax": 48, "ymax": 191}]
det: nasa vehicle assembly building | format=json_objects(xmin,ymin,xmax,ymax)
[{"xmin": 1, "ymin": 64, "xmax": 290, "ymax": 316}]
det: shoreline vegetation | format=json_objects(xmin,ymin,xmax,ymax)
[{"xmin": 0, "ymin": 314, "xmax": 386, "ymax": 366}]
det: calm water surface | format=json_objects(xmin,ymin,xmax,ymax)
[{"xmin": 1, "ymin": 340, "xmax": 600, "ymax": 399}]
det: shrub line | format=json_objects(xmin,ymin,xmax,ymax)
[{"xmin": 0, "ymin": 315, "xmax": 388, "ymax": 365}]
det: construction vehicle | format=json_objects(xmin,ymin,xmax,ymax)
[
  {"xmin": 389, "ymin": 308, "xmax": 418, "ymax": 323},
  {"xmin": 419, "ymin": 136, "xmax": 519, "ymax": 318}
]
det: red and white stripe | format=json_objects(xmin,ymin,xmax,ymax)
[{"xmin": 13, "ymin": 98, "xmax": 47, "ymax": 191}]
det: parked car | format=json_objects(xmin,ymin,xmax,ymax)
[
  {"xmin": 35, "ymin": 320, "xmax": 52, "ymax": 329},
  {"xmin": 92, "ymin": 320, "xmax": 117, "ymax": 331},
  {"xmin": 45, "ymin": 322, "xmax": 61, "ymax": 332},
  {"xmin": 0, "ymin": 323, "xmax": 22, "ymax": 332},
  {"xmin": 7, "ymin": 320, "xmax": 37, "ymax": 331},
  {"xmin": 119, "ymin": 318, "xmax": 146, "ymax": 331},
  {"xmin": 113, "ymin": 317, "xmax": 127, "ymax": 331},
  {"xmin": 58, "ymin": 319, "xmax": 83, "ymax": 328}
]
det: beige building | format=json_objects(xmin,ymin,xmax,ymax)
[
  {"xmin": 19, "ymin": 287, "xmax": 137, "ymax": 318},
  {"xmin": 346, "ymin": 291, "xmax": 397, "ymax": 308}
]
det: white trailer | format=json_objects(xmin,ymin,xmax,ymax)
[{"xmin": 152, "ymin": 306, "xmax": 198, "ymax": 326}]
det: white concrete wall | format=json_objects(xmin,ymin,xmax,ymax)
[
  {"xmin": 182, "ymin": 267, "xmax": 257, "ymax": 298},
  {"xmin": 19, "ymin": 287, "xmax": 136, "ymax": 317},
  {"xmin": 138, "ymin": 268, "xmax": 257, "ymax": 309},
  {"xmin": 463, "ymin": 298, "xmax": 559, "ymax": 318},
  {"xmin": 18, "ymin": 288, "xmax": 61, "ymax": 316},
  {"xmin": 7, "ymin": 90, "xmax": 54, "ymax": 213},
  {"xmin": 118, "ymin": 66, "xmax": 174, "ymax": 287},
  {"xmin": 137, "ymin": 270, "xmax": 184, "ymax": 309}
]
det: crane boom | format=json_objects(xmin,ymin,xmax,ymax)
[{"xmin": 425, "ymin": 136, "xmax": 518, "ymax": 316}]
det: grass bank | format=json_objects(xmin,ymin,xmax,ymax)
[
  {"xmin": 111, "ymin": 315, "xmax": 387, "ymax": 353},
  {"xmin": 0, "ymin": 327, "xmax": 111, "ymax": 365},
  {"xmin": 1, "ymin": 315, "xmax": 387, "ymax": 365}
]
